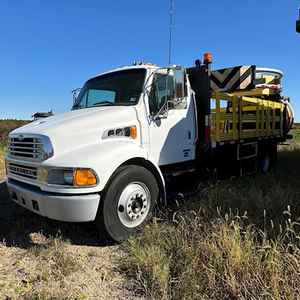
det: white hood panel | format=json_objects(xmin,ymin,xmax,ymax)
[{"xmin": 11, "ymin": 106, "xmax": 138, "ymax": 156}]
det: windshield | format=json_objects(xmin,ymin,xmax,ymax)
[{"xmin": 73, "ymin": 69, "xmax": 146, "ymax": 109}]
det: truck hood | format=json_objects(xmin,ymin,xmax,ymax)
[{"xmin": 11, "ymin": 106, "xmax": 139, "ymax": 157}]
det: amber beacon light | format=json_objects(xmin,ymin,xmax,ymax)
[{"xmin": 203, "ymin": 52, "xmax": 213, "ymax": 64}]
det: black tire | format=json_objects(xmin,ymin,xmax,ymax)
[
  {"xmin": 270, "ymin": 142, "xmax": 278, "ymax": 167},
  {"xmin": 259, "ymin": 152, "xmax": 271, "ymax": 173},
  {"xmin": 258, "ymin": 142, "xmax": 277, "ymax": 173},
  {"xmin": 96, "ymin": 165, "xmax": 159, "ymax": 242}
]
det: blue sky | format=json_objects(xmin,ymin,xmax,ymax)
[{"xmin": 0, "ymin": 1, "xmax": 299, "ymax": 120}]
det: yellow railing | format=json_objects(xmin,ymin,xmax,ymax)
[{"xmin": 211, "ymin": 90, "xmax": 284, "ymax": 143}]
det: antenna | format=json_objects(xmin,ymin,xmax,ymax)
[
  {"xmin": 297, "ymin": 7, "xmax": 300, "ymax": 33},
  {"xmin": 168, "ymin": 0, "xmax": 175, "ymax": 65}
]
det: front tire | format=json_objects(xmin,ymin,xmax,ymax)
[{"xmin": 96, "ymin": 165, "xmax": 159, "ymax": 242}]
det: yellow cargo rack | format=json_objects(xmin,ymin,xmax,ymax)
[{"xmin": 210, "ymin": 88, "xmax": 285, "ymax": 143}]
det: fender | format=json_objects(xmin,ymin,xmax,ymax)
[
  {"xmin": 116, "ymin": 155, "xmax": 166, "ymax": 205},
  {"xmin": 102, "ymin": 145, "xmax": 166, "ymax": 204}
]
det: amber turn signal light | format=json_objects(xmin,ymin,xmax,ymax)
[
  {"xmin": 130, "ymin": 126, "xmax": 137, "ymax": 139},
  {"xmin": 74, "ymin": 169, "xmax": 97, "ymax": 186}
]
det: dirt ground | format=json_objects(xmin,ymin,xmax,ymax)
[{"xmin": 0, "ymin": 181, "xmax": 142, "ymax": 300}]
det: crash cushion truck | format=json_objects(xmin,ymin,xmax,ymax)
[{"xmin": 5, "ymin": 54, "xmax": 293, "ymax": 241}]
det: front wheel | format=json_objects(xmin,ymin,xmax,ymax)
[{"xmin": 96, "ymin": 165, "xmax": 159, "ymax": 242}]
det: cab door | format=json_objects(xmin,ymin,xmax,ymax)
[{"xmin": 148, "ymin": 68, "xmax": 196, "ymax": 166}]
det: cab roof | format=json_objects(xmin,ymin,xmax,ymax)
[{"xmin": 87, "ymin": 64, "xmax": 159, "ymax": 82}]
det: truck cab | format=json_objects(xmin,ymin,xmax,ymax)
[{"xmin": 6, "ymin": 63, "xmax": 198, "ymax": 241}]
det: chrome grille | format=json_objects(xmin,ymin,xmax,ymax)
[
  {"xmin": 8, "ymin": 163, "xmax": 38, "ymax": 180},
  {"xmin": 9, "ymin": 136, "xmax": 43, "ymax": 160}
]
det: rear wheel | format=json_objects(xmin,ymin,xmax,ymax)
[
  {"xmin": 258, "ymin": 142, "xmax": 277, "ymax": 173},
  {"xmin": 259, "ymin": 153, "xmax": 271, "ymax": 173},
  {"xmin": 96, "ymin": 165, "xmax": 159, "ymax": 242}
]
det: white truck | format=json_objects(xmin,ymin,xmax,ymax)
[{"xmin": 5, "ymin": 54, "xmax": 293, "ymax": 241}]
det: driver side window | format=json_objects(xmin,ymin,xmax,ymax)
[{"xmin": 149, "ymin": 74, "xmax": 174, "ymax": 115}]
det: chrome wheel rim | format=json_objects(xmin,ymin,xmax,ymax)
[{"xmin": 117, "ymin": 182, "xmax": 151, "ymax": 228}]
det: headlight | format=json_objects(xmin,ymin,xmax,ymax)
[
  {"xmin": 37, "ymin": 167, "xmax": 98, "ymax": 187},
  {"xmin": 63, "ymin": 170, "xmax": 74, "ymax": 185},
  {"xmin": 37, "ymin": 167, "xmax": 49, "ymax": 183},
  {"xmin": 102, "ymin": 125, "xmax": 137, "ymax": 139}
]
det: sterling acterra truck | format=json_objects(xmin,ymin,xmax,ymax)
[{"xmin": 5, "ymin": 53, "xmax": 294, "ymax": 241}]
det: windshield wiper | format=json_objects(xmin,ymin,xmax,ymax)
[{"xmin": 92, "ymin": 101, "xmax": 115, "ymax": 107}]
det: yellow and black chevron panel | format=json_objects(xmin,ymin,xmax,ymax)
[{"xmin": 210, "ymin": 65, "xmax": 256, "ymax": 92}]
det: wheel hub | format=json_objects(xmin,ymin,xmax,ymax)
[{"xmin": 117, "ymin": 182, "xmax": 151, "ymax": 228}]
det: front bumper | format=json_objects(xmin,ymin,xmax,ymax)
[{"xmin": 7, "ymin": 181, "xmax": 100, "ymax": 222}]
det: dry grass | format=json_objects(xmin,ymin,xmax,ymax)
[
  {"xmin": 125, "ymin": 210, "xmax": 300, "ymax": 300},
  {"xmin": 124, "ymin": 131, "xmax": 300, "ymax": 299},
  {"xmin": 0, "ymin": 235, "xmax": 83, "ymax": 299}
]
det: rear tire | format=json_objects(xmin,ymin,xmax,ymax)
[
  {"xmin": 258, "ymin": 142, "xmax": 277, "ymax": 173},
  {"xmin": 96, "ymin": 165, "xmax": 159, "ymax": 242},
  {"xmin": 259, "ymin": 153, "xmax": 271, "ymax": 173}
]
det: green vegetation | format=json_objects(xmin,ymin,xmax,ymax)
[
  {"xmin": 291, "ymin": 123, "xmax": 300, "ymax": 142},
  {"xmin": 124, "ymin": 127, "xmax": 300, "ymax": 300}
]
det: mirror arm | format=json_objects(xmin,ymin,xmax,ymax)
[{"xmin": 152, "ymin": 101, "xmax": 169, "ymax": 121}]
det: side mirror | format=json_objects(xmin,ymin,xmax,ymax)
[
  {"xmin": 149, "ymin": 66, "xmax": 187, "ymax": 120},
  {"xmin": 173, "ymin": 67, "xmax": 186, "ymax": 100}
]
